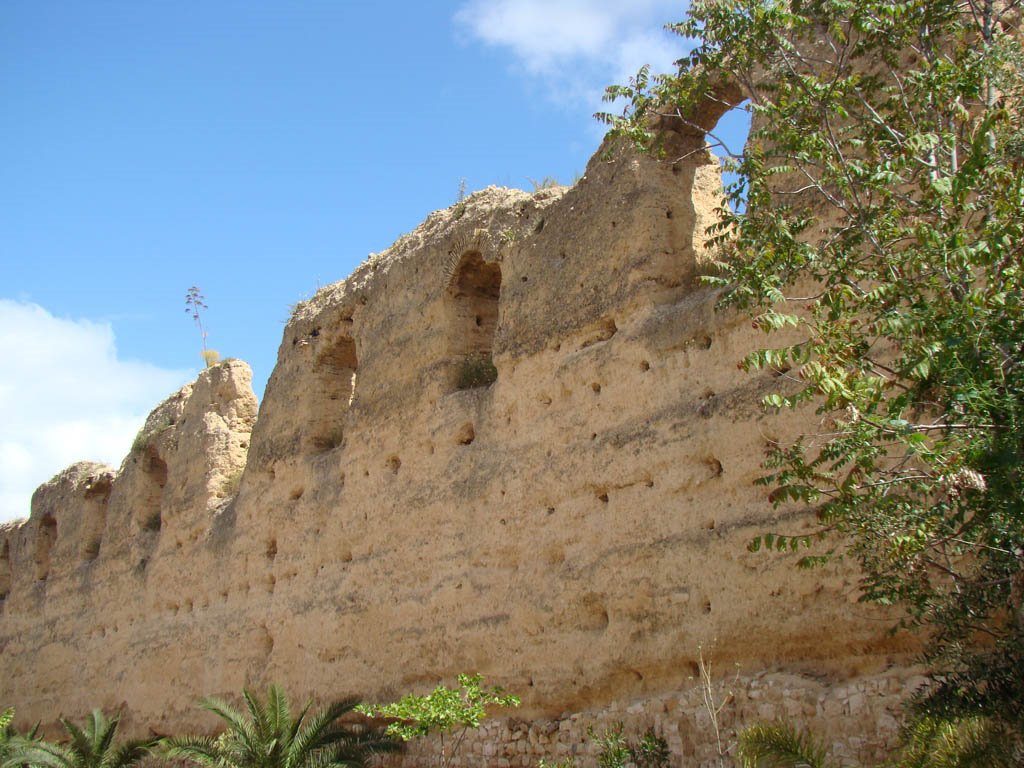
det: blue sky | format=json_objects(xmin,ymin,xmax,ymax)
[{"xmin": 1, "ymin": 1, "xmax": 748, "ymax": 522}]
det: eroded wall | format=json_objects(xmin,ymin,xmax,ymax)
[{"xmin": 0, "ymin": 137, "xmax": 916, "ymax": 754}]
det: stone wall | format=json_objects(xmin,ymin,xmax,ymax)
[
  {"xmin": 394, "ymin": 668, "xmax": 922, "ymax": 768},
  {"xmin": 0, "ymin": 133, "xmax": 917, "ymax": 756}
]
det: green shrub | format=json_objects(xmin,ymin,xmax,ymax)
[
  {"xmin": 358, "ymin": 673, "xmax": 519, "ymax": 768},
  {"xmin": 455, "ymin": 353, "xmax": 497, "ymax": 390}
]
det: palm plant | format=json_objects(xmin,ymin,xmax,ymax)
[
  {"xmin": 163, "ymin": 684, "xmax": 400, "ymax": 768},
  {"xmin": 736, "ymin": 723, "xmax": 832, "ymax": 768},
  {"xmin": 1, "ymin": 708, "xmax": 17, "ymax": 765},
  {"xmin": 10, "ymin": 710, "xmax": 153, "ymax": 768}
]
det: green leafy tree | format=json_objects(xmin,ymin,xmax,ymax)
[
  {"xmin": 12, "ymin": 710, "xmax": 153, "ymax": 768},
  {"xmin": 600, "ymin": 0, "xmax": 1024, "ymax": 743},
  {"xmin": 164, "ymin": 685, "xmax": 399, "ymax": 768},
  {"xmin": 357, "ymin": 674, "xmax": 519, "ymax": 768}
]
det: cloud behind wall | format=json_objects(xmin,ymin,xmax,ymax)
[
  {"xmin": 0, "ymin": 300, "xmax": 192, "ymax": 524},
  {"xmin": 454, "ymin": 0, "xmax": 690, "ymax": 106}
]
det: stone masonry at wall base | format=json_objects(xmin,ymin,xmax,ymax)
[{"xmin": 392, "ymin": 669, "xmax": 921, "ymax": 768}]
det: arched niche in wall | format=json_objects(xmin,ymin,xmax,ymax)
[
  {"xmin": 446, "ymin": 250, "xmax": 502, "ymax": 390},
  {"xmin": 308, "ymin": 334, "xmax": 358, "ymax": 452},
  {"xmin": 34, "ymin": 514, "xmax": 57, "ymax": 581},
  {"xmin": 136, "ymin": 447, "xmax": 167, "ymax": 534},
  {"xmin": 0, "ymin": 539, "xmax": 11, "ymax": 605},
  {"xmin": 81, "ymin": 473, "xmax": 113, "ymax": 562}
]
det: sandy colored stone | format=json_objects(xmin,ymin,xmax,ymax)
[{"xmin": 0, "ymin": 137, "xmax": 916, "ymax": 753}]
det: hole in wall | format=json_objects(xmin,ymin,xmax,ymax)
[
  {"xmin": 579, "ymin": 317, "xmax": 618, "ymax": 350},
  {"xmin": 34, "ymin": 514, "xmax": 57, "ymax": 581},
  {"xmin": 455, "ymin": 422, "xmax": 476, "ymax": 445},
  {"xmin": 0, "ymin": 540, "xmax": 10, "ymax": 602},
  {"xmin": 289, "ymin": 487, "xmax": 304, "ymax": 501},
  {"xmin": 448, "ymin": 250, "xmax": 502, "ymax": 391},
  {"xmin": 80, "ymin": 473, "xmax": 112, "ymax": 562},
  {"xmin": 386, "ymin": 455, "xmax": 402, "ymax": 474},
  {"xmin": 266, "ymin": 539, "xmax": 278, "ymax": 560},
  {"xmin": 137, "ymin": 450, "xmax": 167, "ymax": 533},
  {"xmin": 309, "ymin": 335, "xmax": 358, "ymax": 453},
  {"xmin": 640, "ymin": 360, "xmax": 650, "ymax": 371}
]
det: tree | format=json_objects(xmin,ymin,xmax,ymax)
[
  {"xmin": 163, "ymin": 685, "xmax": 399, "ymax": 768},
  {"xmin": 12, "ymin": 710, "xmax": 153, "ymax": 768},
  {"xmin": 600, "ymin": 0, "xmax": 1024, "ymax": 741},
  {"xmin": 357, "ymin": 674, "xmax": 520, "ymax": 768}
]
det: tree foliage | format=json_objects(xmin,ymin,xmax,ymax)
[
  {"xmin": 600, "ymin": 0, "xmax": 1024, "ymax": 738},
  {"xmin": 357, "ymin": 674, "xmax": 519, "ymax": 768},
  {"xmin": 163, "ymin": 685, "xmax": 399, "ymax": 768}
]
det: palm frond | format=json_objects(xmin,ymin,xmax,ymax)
[
  {"xmin": 266, "ymin": 686, "xmax": 292, "ymax": 744},
  {"xmin": 737, "ymin": 722, "xmax": 831, "ymax": 768},
  {"xmin": 329, "ymin": 731, "xmax": 402, "ymax": 766},
  {"xmin": 89, "ymin": 711, "xmax": 119, "ymax": 767},
  {"xmin": 162, "ymin": 735, "xmax": 224, "ymax": 768},
  {"xmin": 285, "ymin": 701, "xmax": 312, "ymax": 759},
  {"xmin": 200, "ymin": 697, "xmax": 261, "ymax": 759},
  {"xmin": 12, "ymin": 740, "xmax": 77, "ymax": 768},
  {"xmin": 98, "ymin": 739, "xmax": 154, "ymax": 768},
  {"xmin": 287, "ymin": 698, "xmax": 360, "ymax": 767},
  {"xmin": 60, "ymin": 719, "xmax": 91, "ymax": 768},
  {"xmin": 243, "ymin": 690, "xmax": 271, "ymax": 746}
]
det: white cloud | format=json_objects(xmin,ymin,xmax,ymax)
[
  {"xmin": 0, "ymin": 300, "xmax": 193, "ymax": 523},
  {"xmin": 454, "ymin": 0, "xmax": 690, "ymax": 106}
]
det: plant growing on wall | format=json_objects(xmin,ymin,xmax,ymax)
[
  {"xmin": 185, "ymin": 285, "xmax": 220, "ymax": 368},
  {"xmin": 357, "ymin": 673, "xmax": 520, "ymax": 768},
  {"xmin": 164, "ymin": 685, "xmax": 399, "ymax": 768},
  {"xmin": 599, "ymin": 0, "xmax": 1024, "ymax": 745},
  {"xmin": 455, "ymin": 352, "xmax": 498, "ymax": 390}
]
